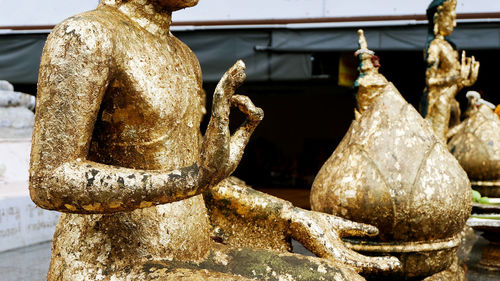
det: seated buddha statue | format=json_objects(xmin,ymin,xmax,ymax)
[{"xmin": 29, "ymin": 1, "xmax": 399, "ymax": 280}]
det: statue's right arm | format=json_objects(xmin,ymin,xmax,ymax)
[{"xmin": 29, "ymin": 18, "xmax": 210, "ymax": 214}]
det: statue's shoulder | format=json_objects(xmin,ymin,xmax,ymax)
[
  {"xmin": 428, "ymin": 37, "xmax": 455, "ymax": 54},
  {"xmin": 426, "ymin": 38, "xmax": 448, "ymax": 63},
  {"xmin": 47, "ymin": 8, "xmax": 120, "ymax": 46},
  {"xmin": 169, "ymin": 35, "xmax": 197, "ymax": 57},
  {"xmin": 169, "ymin": 34, "xmax": 202, "ymax": 76},
  {"xmin": 428, "ymin": 38, "xmax": 443, "ymax": 51}
]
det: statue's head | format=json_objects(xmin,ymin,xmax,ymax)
[
  {"xmin": 100, "ymin": 0, "xmax": 199, "ymax": 11},
  {"xmin": 427, "ymin": 0, "xmax": 457, "ymax": 37},
  {"xmin": 154, "ymin": 0, "xmax": 199, "ymax": 11}
]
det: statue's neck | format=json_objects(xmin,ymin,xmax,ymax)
[{"xmin": 101, "ymin": 0, "xmax": 173, "ymax": 38}]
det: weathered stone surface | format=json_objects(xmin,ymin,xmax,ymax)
[
  {"xmin": 0, "ymin": 80, "xmax": 35, "ymax": 129},
  {"xmin": 422, "ymin": 256, "xmax": 466, "ymax": 281},
  {"xmin": 0, "ymin": 107, "xmax": 34, "ymax": 129},
  {"xmin": 0, "ymin": 80, "xmax": 14, "ymax": 91},
  {"xmin": 85, "ymin": 244, "xmax": 365, "ymax": 281},
  {"xmin": 0, "ymin": 87, "xmax": 57, "ymax": 252}
]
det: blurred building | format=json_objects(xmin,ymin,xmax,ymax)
[{"xmin": 1, "ymin": 0, "xmax": 500, "ymax": 188}]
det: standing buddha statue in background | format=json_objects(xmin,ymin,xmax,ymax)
[
  {"xmin": 421, "ymin": 0, "xmax": 479, "ymax": 143},
  {"xmin": 29, "ymin": 0, "xmax": 398, "ymax": 280}
]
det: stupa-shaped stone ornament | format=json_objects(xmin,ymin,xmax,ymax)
[
  {"xmin": 448, "ymin": 91, "xmax": 500, "ymax": 197},
  {"xmin": 311, "ymin": 30, "xmax": 471, "ymax": 279}
]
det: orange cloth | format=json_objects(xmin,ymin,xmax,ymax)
[{"xmin": 495, "ymin": 104, "xmax": 500, "ymax": 119}]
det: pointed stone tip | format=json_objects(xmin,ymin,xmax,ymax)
[
  {"xmin": 235, "ymin": 59, "xmax": 246, "ymax": 70},
  {"xmin": 357, "ymin": 29, "xmax": 368, "ymax": 50}
]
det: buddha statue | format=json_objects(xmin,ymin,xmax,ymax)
[
  {"xmin": 29, "ymin": 1, "xmax": 399, "ymax": 280},
  {"xmin": 421, "ymin": 0, "xmax": 479, "ymax": 143},
  {"xmin": 311, "ymin": 30, "xmax": 471, "ymax": 279}
]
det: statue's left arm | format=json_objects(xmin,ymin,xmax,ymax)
[{"xmin": 207, "ymin": 179, "xmax": 401, "ymax": 274}]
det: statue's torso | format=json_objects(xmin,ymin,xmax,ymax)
[
  {"xmin": 427, "ymin": 38, "xmax": 460, "ymax": 92},
  {"xmin": 88, "ymin": 8, "xmax": 205, "ymax": 171},
  {"xmin": 49, "ymin": 7, "xmax": 211, "ymax": 279},
  {"xmin": 425, "ymin": 38, "xmax": 461, "ymax": 139}
]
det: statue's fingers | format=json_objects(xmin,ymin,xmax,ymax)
[
  {"xmin": 230, "ymin": 95, "xmax": 252, "ymax": 112},
  {"xmin": 321, "ymin": 214, "xmax": 377, "ymax": 237},
  {"xmin": 212, "ymin": 61, "xmax": 247, "ymax": 119},
  {"xmin": 336, "ymin": 220, "xmax": 378, "ymax": 238},
  {"xmin": 474, "ymin": 60, "xmax": 480, "ymax": 74},
  {"xmin": 460, "ymin": 57, "xmax": 467, "ymax": 77},
  {"xmin": 231, "ymin": 95, "xmax": 264, "ymax": 122},
  {"xmin": 321, "ymin": 232, "xmax": 401, "ymax": 274},
  {"xmin": 225, "ymin": 60, "xmax": 246, "ymax": 92},
  {"xmin": 337, "ymin": 248, "xmax": 402, "ymax": 274}
]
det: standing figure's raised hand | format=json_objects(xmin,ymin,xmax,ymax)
[{"xmin": 460, "ymin": 51, "xmax": 480, "ymax": 87}]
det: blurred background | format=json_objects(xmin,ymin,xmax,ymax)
[{"xmin": 2, "ymin": 1, "xmax": 500, "ymax": 193}]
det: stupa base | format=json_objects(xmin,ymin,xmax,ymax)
[
  {"xmin": 422, "ymin": 256, "xmax": 466, "ymax": 281},
  {"xmin": 478, "ymin": 241, "xmax": 500, "ymax": 270},
  {"xmin": 344, "ymin": 233, "xmax": 462, "ymax": 279},
  {"xmin": 471, "ymin": 180, "xmax": 500, "ymax": 197},
  {"xmin": 467, "ymin": 217, "xmax": 500, "ymax": 271}
]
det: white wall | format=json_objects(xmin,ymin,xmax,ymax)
[
  {"xmin": 174, "ymin": 0, "xmax": 500, "ymax": 22},
  {"xmin": 0, "ymin": 0, "xmax": 498, "ymax": 27},
  {"xmin": 0, "ymin": 0, "xmax": 98, "ymax": 26}
]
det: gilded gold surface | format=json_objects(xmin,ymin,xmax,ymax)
[
  {"xmin": 29, "ymin": 1, "xmax": 397, "ymax": 280},
  {"xmin": 423, "ymin": 0, "xmax": 479, "ymax": 142},
  {"xmin": 449, "ymin": 104, "xmax": 500, "ymax": 181},
  {"xmin": 311, "ymin": 30, "xmax": 472, "ymax": 279},
  {"xmin": 207, "ymin": 177, "xmax": 400, "ymax": 275},
  {"xmin": 422, "ymin": 256, "xmax": 466, "ymax": 281},
  {"xmin": 354, "ymin": 30, "xmax": 387, "ymax": 117}
]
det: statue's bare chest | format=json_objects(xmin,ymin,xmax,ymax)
[
  {"xmin": 97, "ymin": 35, "xmax": 203, "ymax": 144},
  {"xmin": 438, "ymin": 42, "xmax": 459, "ymax": 72}
]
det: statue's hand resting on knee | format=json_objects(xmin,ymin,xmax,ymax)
[
  {"xmin": 209, "ymin": 179, "xmax": 402, "ymax": 274},
  {"xmin": 286, "ymin": 207, "xmax": 401, "ymax": 274}
]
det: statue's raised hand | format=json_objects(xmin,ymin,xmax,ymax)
[
  {"xmin": 460, "ymin": 51, "xmax": 480, "ymax": 87},
  {"xmin": 200, "ymin": 61, "xmax": 263, "ymax": 185}
]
